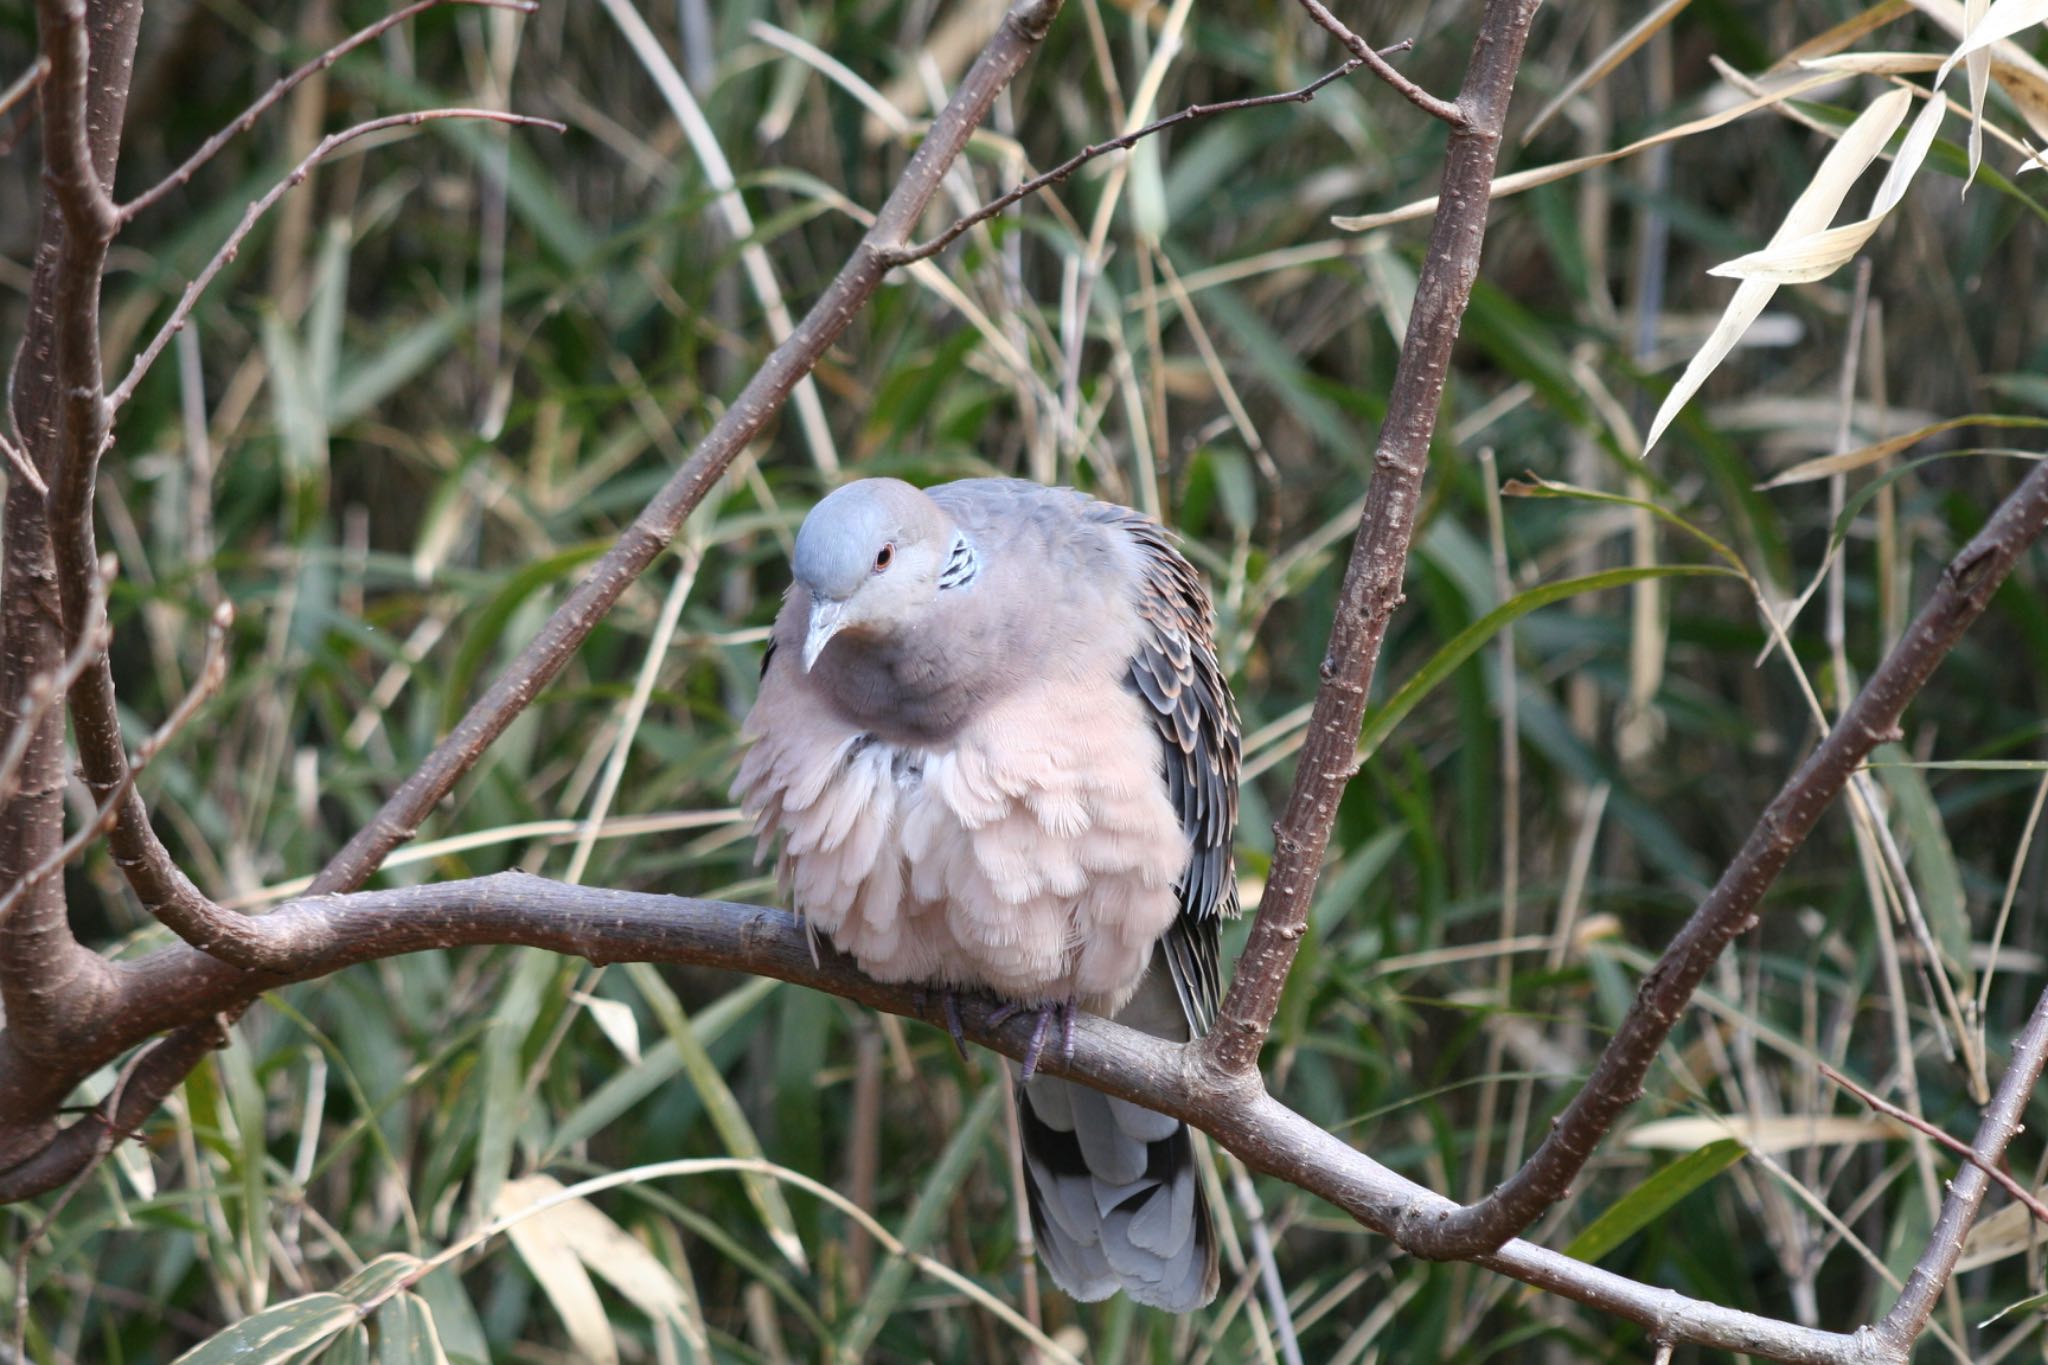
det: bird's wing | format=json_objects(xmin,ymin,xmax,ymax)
[{"xmin": 1110, "ymin": 508, "xmax": 1241, "ymax": 1035}]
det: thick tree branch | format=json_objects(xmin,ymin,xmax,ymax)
[
  {"xmin": 1205, "ymin": 0, "xmax": 1542, "ymax": 1076},
  {"xmin": 0, "ymin": 1014, "xmax": 234, "ymax": 1210},
  {"xmin": 0, "ymin": 0, "xmax": 142, "ymax": 1078},
  {"xmin": 0, "ymin": 555, "xmax": 107, "ymax": 809},
  {"xmin": 1398, "ymin": 457, "xmax": 2048, "ymax": 1260},
  {"xmin": 33, "ymin": 0, "xmax": 117, "ymax": 241},
  {"xmin": 0, "ymin": 876, "xmax": 1889, "ymax": 1363}
]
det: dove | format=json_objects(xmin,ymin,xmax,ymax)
[{"xmin": 735, "ymin": 476, "xmax": 1239, "ymax": 1310}]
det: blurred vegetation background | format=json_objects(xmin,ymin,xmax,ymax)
[{"xmin": 4, "ymin": 0, "xmax": 2048, "ymax": 1359}]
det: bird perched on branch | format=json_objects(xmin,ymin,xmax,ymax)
[{"xmin": 734, "ymin": 476, "xmax": 1241, "ymax": 1311}]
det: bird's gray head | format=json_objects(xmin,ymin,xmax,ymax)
[{"xmin": 790, "ymin": 478, "xmax": 955, "ymax": 670}]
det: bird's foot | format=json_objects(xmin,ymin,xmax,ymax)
[
  {"xmin": 991, "ymin": 997, "xmax": 1077, "ymax": 1081},
  {"xmin": 914, "ymin": 985, "xmax": 971, "ymax": 1060}
]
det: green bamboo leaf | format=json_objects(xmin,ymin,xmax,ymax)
[
  {"xmin": 1502, "ymin": 476, "xmax": 1748, "ymax": 573},
  {"xmin": 1563, "ymin": 1138, "xmax": 1748, "ymax": 1265},
  {"xmin": 1870, "ymin": 759, "xmax": 2048, "ymax": 770},
  {"xmin": 170, "ymin": 1295, "xmax": 356, "ymax": 1363},
  {"xmin": 322, "ymin": 1324, "xmax": 373, "ymax": 1365},
  {"xmin": 443, "ymin": 543, "xmax": 608, "ymax": 732},
  {"xmin": 1982, "ymin": 1288, "xmax": 2048, "ymax": 1328},
  {"xmin": 332, "ymin": 302, "xmax": 477, "ymax": 428},
  {"xmin": 547, "ymin": 975, "xmax": 780, "ymax": 1160},
  {"xmin": 1359, "ymin": 565, "xmax": 1739, "ymax": 761},
  {"xmin": 1871, "ymin": 743, "xmax": 1974, "ymax": 996},
  {"xmin": 468, "ymin": 952, "xmax": 560, "ymax": 1227},
  {"xmin": 218, "ymin": 1031, "xmax": 271, "ymax": 1301},
  {"xmin": 373, "ymin": 1294, "xmax": 450, "ymax": 1365},
  {"xmin": 336, "ymin": 1253, "xmax": 429, "ymax": 1306},
  {"xmin": 412, "ymin": 1268, "xmax": 489, "ymax": 1365},
  {"xmin": 834, "ymin": 1082, "xmax": 1005, "ymax": 1363},
  {"xmin": 624, "ymin": 963, "xmax": 810, "ymax": 1272}
]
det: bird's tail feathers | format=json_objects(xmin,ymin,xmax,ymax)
[{"xmin": 1016, "ymin": 966, "xmax": 1218, "ymax": 1312}]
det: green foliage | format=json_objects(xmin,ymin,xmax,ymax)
[{"xmin": 9, "ymin": 0, "xmax": 2048, "ymax": 1360}]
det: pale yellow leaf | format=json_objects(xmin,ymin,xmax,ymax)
[
  {"xmin": 1645, "ymin": 88, "xmax": 1915, "ymax": 452},
  {"xmin": 1800, "ymin": 50, "xmax": 1951, "ymax": 73},
  {"xmin": 1910, "ymin": 0, "xmax": 2048, "ymax": 140},
  {"xmin": 1626, "ymin": 1115, "xmax": 1903, "ymax": 1153},
  {"xmin": 1709, "ymin": 93, "xmax": 1944, "ymax": 283},
  {"xmin": 1333, "ymin": 71, "xmax": 1845, "ymax": 233},
  {"xmin": 1990, "ymin": 58, "xmax": 2048, "ymax": 142},
  {"xmin": 1967, "ymin": 0, "xmax": 1994, "ymax": 182},
  {"xmin": 495, "ymin": 1173, "xmax": 703, "ymax": 1357},
  {"xmin": 1757, "ymin": 413, "xmax": 2048, "ymax": 486},
  {"xmin": 576, "ymin": 992, "xmax": 642, "ymax": 1066},
  {"xmin": 1521, "ymin": 0, "xmax": 1693, "ymax": 144},
  {"xmin": 1769, "ymin": 86, "xmax": 1916, "ymax": 237},
  {"xmin": 1872, "ymin": 90, "xmax": 1952, "ymax": 213},
  {"xmin": 1709, "ymin": 219, "xmax": 1884, "ymax": 283},
  {"xmin": 499, "ymin": 1176, "xmax": 619, "ymax": 1365},
  {"xmin": 1771, "ymin": 0, "xmax": 1916, "ymax": 71},
  {"xmin": 1958, "ymin": 1196, "xmax": 2048, "ymax": 1272},
  {"xmin": 1936, "ymin": 0, "xmax": 2048, "ymax": 88}
]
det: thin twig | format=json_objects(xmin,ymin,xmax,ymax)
[
  {"xmin": 0, "ymin": 602, "xmax": 233, "ymax": 923},
  {"xmin": 1293, "ymin": 0, "xmax": 1461, "ymax": 125},
  {"xmin": 1822, "ymin": 1063, "xmax": 2048, "ymax": 1225},
  {"xmin": 0, "ymin": 1014, "xmax": 235, "ymax": 1220},
  {"xmin": 107, "ymin": 108, "xmax": 566, "ymax": 411},
  {"xmin": 118, "ymin": 0, "xmax": 539, "ymax": 222},
  {"xmin": 0, "ymin": 430, "xmax": 44, "ymax": 497},
  {"xmin": 876, "ymin": 55, "xmax": 1381, "ymax": 267},
  {"xmin": 0, "ymin": 56, "xmax": 48, "ymax": 125}
]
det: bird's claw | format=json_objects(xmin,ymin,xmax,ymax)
[
  {"xmin": 998, "ymin": 997, "xmax": 1077, "ymax": 1081},
  {"xmin": 916, "ymin": 985, "xmax": 971, "ymax": 1061},
  {"xmin": 942, "ymin": 990, "xmax": 969, "ymax": 1061}
]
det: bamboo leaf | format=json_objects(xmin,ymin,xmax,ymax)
[
  {"xmin": 1563, "ymin": 1139, "xmax": 1748, "ymax": 1265},
  {"xmin": 625, "ymin": 963, "xmax": 810, "ymax": 1272},
  {"xmin": 1645, "ymin": 87, "xmax": 1915, "ymax": 453},
  {"xmin": 170, "ymin": 1296, "xmax": 356, "ymax": 1364},
  {"xmin": 1358, "ymin": 565, "xmax": 1740, "ymax": 763}
]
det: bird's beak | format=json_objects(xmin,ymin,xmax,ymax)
[{"xmin": 802, "ymin": 598, "xmax": 850, "ymax": 672}]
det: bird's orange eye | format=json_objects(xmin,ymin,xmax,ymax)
[{"xmin": 874, "ymin": 544, "xmax": 894, "ymax": 572}]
